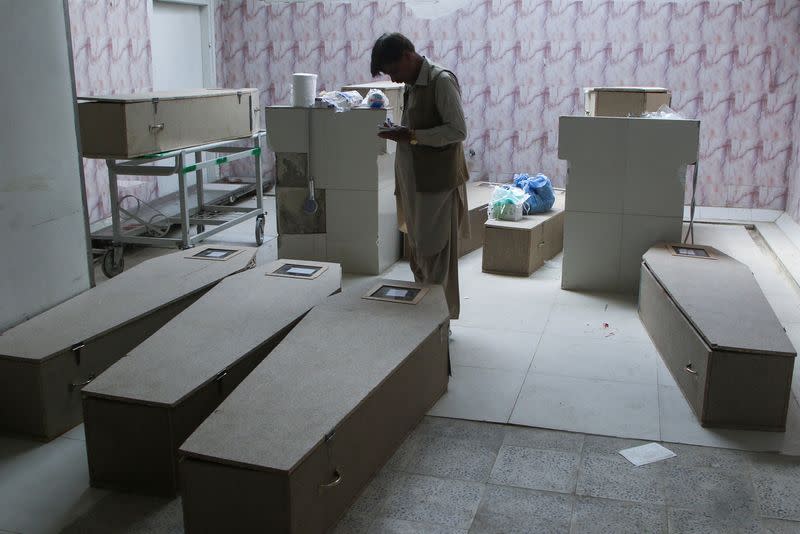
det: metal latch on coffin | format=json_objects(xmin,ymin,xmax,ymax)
[
  {"xmin": 319, "ymin": 429, "xmax": 343, "ymax": 494},
  {"xmin": 150, "ymin": 98, "xmax": 164, "ymax": 133},
  {"xmin": 215, "ymin": 369, "xmax": 228, "ymax": 392},
  {"xmin": 71, "ymin": 342, "xmax": 85, "ymax": 365},
  {"xmin": 69, "ymin": 374, "xmax": 95, "ymax": 392}
]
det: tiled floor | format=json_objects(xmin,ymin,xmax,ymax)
[
  {"xmin": 392, "ymin": 223, "xmax": 800, "ymax": 457},
  {"xmin": 330, "ymin": 418, "xmax": 800, "ymax": 533},
  {"xmin": 4, "ymin": 206, "xmax": 800, "ymax": 532}
]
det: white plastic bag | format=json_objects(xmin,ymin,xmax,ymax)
[
  {"xmin": 315, "ymin": 90, "xmax": 364, "ymax": 112},
  {"xmin": 642, "ymin": 104, "xmax": 684, "ymax": 120},
  {"xmin": 489, "ymin": 185, "xmax": 529, "ymax": 221},
  {"xmin": 361, "ymin": 89, "xmax": 389, "ymax": 109}
]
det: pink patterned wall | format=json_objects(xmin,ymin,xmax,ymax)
[
  {"xmin": 68, "ymin": 0, "xmax": 156, "ymax": 224},
  {"xmin": 786, "ymin": 84, "xmax": 800, "ymax": 222},
  {"xmin": 215, "ymin": 0, "xmax": 800, "ymax": 212}
]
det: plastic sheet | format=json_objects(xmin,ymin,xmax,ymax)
[
  {"xmin": 642, "ymin": 104, "xmax": 684, "ymax": 120},
  {"xmin": 314, "ymin": 90, "xmax": 364, "ymax": 112},
  {"xmin": 513, "ymin": 173, "xmax": 556, "ymax": 214},
  {"xmin": 488, "ymin": 185, "xmax": 529, "ymax": 221},
  {"xmin": 362, "ymin": 88, "xmax": 389, "ymax": 109}
]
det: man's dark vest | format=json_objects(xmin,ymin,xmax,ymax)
[{"xmin": 404, "ymin": 63, "xmax": 469, "ymax": 193}]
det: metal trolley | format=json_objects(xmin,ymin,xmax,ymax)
[{"xmin": 92, "ymin": 131, "xmax": 267, "ymax": 277}]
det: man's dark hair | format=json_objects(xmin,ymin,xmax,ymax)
[{"xmin": 370, "ymin": 33, "xmax": 416, "ymax": 76}]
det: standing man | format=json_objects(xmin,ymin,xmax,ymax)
[{"xmin": 371, "ymin": 33, "xmax": 470, "ymax": 320}]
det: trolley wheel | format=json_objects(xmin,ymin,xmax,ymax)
[
  {"xmin": 101, "ymin": 248, "xmax": 124, "ymax": 278},
  {"xmin": 255, "ymin": 214, "xmax": 266, "ymax": 246}
]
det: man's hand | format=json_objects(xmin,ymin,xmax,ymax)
[
  {"xmin": 377, "ymin": 120, "xmax": 413, "ymax": 143},
  {"xmin": 378, "ymin": 127, "xmax": 412, "ymax": 143}
]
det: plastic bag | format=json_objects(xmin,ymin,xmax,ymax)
[
  {"xmin": 315, "ymin": 90, "xmax": 363, "ymax": 112},
  {"xmin": 513, "ymin": 173, "xmax": 555, "ymax": 214},
  {"xmin": 489, "ymin": 185, "xmax": 529, "ymax": 221},
  {"xmin": 641, "ymin": 104, "xmax": 684, "ymax": 120},
  {"xmin": 361, "ymin": 89, "xmax": 389, "ymax": 109}
]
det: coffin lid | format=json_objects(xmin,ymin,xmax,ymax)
[
  {"xmin": 78, "ymin": 88, "xmax": 258, "ymax": 103},
  {"xmin": 643, "ymin": 244, "xmax": 795, "ymax": 357},
  {"xmin": 0, "ymin": 246, "xmax": 257, "ymax": 362},
  {"xmin": 179, "ymin": 278, "xmax": 449, "ymax": 473},
  {"xmin": 82, "ymin": 260, "xmax": 342, "ymax": 406}
]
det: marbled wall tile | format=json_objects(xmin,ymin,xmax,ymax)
[
  {"xmin": 760, "ymin": 186, "xmax": 788, "ymax": 210},
  {"xmin": 207, "ymin": 0, "xmax": 800, "ymax": 213},
  {"xmin": 728, "ymin": 184, "xmax": 760, "ymax": 208},
  {"xmin": 68, "ymin": 0, "xmax": 154, "ymax": 223}
]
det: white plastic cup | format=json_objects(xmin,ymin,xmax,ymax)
[{"xmin": 292, "ymin": 73, "xmax": 318, "ymax": 107}]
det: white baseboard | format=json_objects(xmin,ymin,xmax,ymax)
[{"xmin": 683, "ymin": 206, "xmax": 783, "ymax": 223}]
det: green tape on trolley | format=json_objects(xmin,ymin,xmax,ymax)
[
  {"xmin": 183, "ymin": 164, "xmax": 197, "ymax": 173},
  {"xmin": 215, "ymin": 156, "xmax": 229, "ymax": 166},
  {"xmin": 252, "ymin": 147, "xmax": 262, "ymax": 157}
]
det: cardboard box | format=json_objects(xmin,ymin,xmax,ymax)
[
  {"xmin": 267, "ymin": 107, "xmax": 399, "ymax": 275},
  {"xmin": 584, "ymin": 87, "xmax": 671, "ymax": 117},
  {"xmin": 558, "ymin": 116, "xmax": 699, "ymax": 292},
  {"xmin": 179, "ymin": 279, "xmax": 450, "ymax": 533},
  {"xmin": 82, "ymin": 260, "xmax": 341, "ymax": 496},
  {"xmin": 0, "ymin": 246, "xmax": 257, "ymax": 440},
  {"xmin": 638, "ymin": 244, "xmax": 796, "ymax": 431},
  {"xmin": 482, "ymin": 192, "xmax": 565, "ymax": 276},
  {"xmin": 78, "ymin": 89, "xmax": 260, "ymax": 158},
  {"xmin": 341, "ymin": 81, "xmax": 405, "ymax": 123}
]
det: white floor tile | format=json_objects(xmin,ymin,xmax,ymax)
[
  {"xmin": 544, "ymin": 302, "xmax": 650, "ymax": 343},
  {"xmin": 783, "ymin": 323, "xmax": 800, "ymax": 351},
  {"xmin": 62, "ymin": 424, "xmax": 85, "ymax": 442},
  {"xmin": 449, "ymin": 325, "xmax": 539, "ymax": 372},
  {"xmin": 381, "ymin": 260, "xmax": 414, "ymax": 281},
  {"xmin": 553, "ymin": 289, "xmax": 637, "ymax": 309},
  {"xmin": 658, "ymin": 385, "xmax": 794, "ymax": 453},
  {"xmin": 764, "ymin": 295, "xmax": 800, "ymax": 324},
  {"xmin": 756, "ymin": 277, "xmax": 797, "ymax": 300},
  {"xmin": 453, "ymin": 283, "xmax": 557, "ymax": 334},
  {"xmin": 0, "ymin": 436, "xmax": 107, "ymax": 534},
  {"xmin": 510, "ymin": 373, "xmax": 660, "ymax": 441},
  {"xmin": 655, "ymin": 357, "xmax": 679, "ymax": 388},
  {"xmin": 530, "ymin": 334, "xmax": 658, "ymax": 385},
  {"xmin": 428, "ymin": 365, "xmax": 526, "ymax": 424},
  {"xmin": 458, "ymin": 247, "xmax": 485, "ymax": 271}
]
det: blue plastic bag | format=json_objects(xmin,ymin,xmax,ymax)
[{"xmin": 513, "ymin": 173, "xmax": 555, "ymax": 214}]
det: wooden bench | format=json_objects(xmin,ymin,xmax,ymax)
[
  {"xmin": 639, "ymin": 243, "xmax": 796, "ymax": 431},
  {"xmin": 482, "ymin": 191, "xmax": 565, "ymax": 276},
  {"xmin": 179, "ymin": 279, "xmax": 450, "ymax": 533},
  {"xmin": 81, "ymin": 259, "xmax": 341, "ymax": 496},
  {"xmin": 0, "ymin": 245, "xmax": 256, "ymax": 440}
]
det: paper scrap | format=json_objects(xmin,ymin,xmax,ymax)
[
  {"xmin": 386, "ymin": 288, "xmax": 409, "ymax": 298},
  {"xmin": 206, "ymin": 251, "xmax": 228, "ymax": 258},
  {"xmin": 619, "ymin": 443, "xmax": 676, "ymax": 466}
]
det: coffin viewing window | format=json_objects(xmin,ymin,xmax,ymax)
[
  {"xmin": 667, "ymin": 244, "xmax": 716, "ymax": 260},
  {"xmin": 188, "ymin": 248, "xmax": 242, "ymax": 261},
  {"xmin": 363, "ymin": 284, "xmax": 428, "ymax": 304},
  {"xmin": 267, "ymin": 263, "xmax": 327, "ymax": 280}
]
